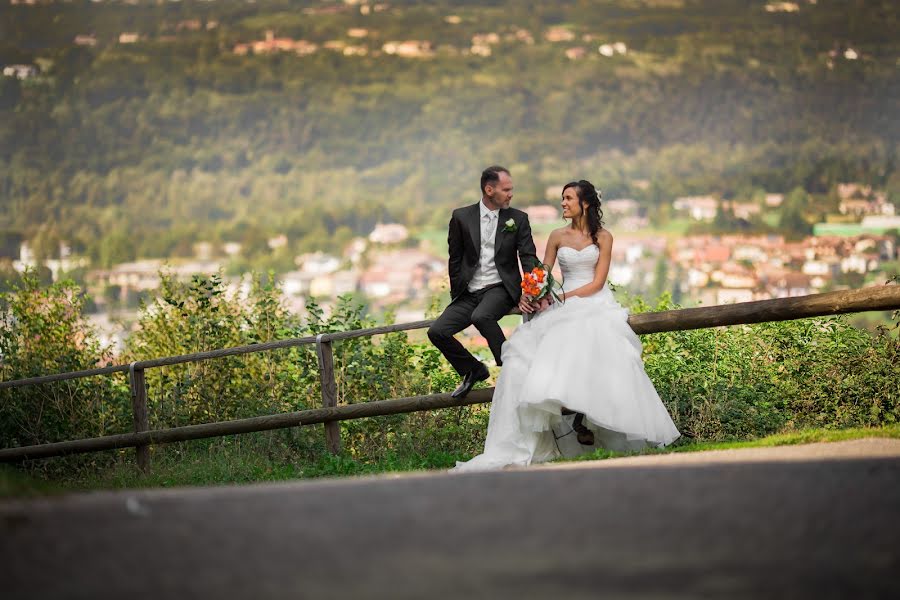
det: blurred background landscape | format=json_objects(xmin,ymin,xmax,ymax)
[
  {"xmin": 1, "ymin": 0, "xmax": 899, "ymax": 488},
  {"xmin": 1, "ymin": 0, "xmax": 898, "ymax": 347}
]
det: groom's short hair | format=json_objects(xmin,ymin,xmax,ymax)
[{"xmin": 481, "ymin": 165, "xmax": 510, "ymax": 194}]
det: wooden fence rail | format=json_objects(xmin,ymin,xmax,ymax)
[{"xmin": 1, "ymin": 285, "xmax": 898, "ymax": 467}]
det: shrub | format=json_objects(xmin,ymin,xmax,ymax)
[
  {"xmin": 2, "ymin": 273, "xmax": 897, "ymax": 479},
  {"xmin": 0, "ymin": 273, "xmax": 129, "ymax": 473},
  {"xmin": 634, "ymin": 293, "xmax": 899, "ymax": 441}
]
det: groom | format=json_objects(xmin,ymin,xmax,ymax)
[{"xmin": 428, "ymin": 166, "xmax": 539, "ymax": 399}]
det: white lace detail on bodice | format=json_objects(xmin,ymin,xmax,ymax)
[{"xmin": 557, "ymin": 245, "xmax": 600, "ymax": 293}]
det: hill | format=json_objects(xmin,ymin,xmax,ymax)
[{"xmin": 0, "ymin": 0, "xmax": 897, "ymax": 264}]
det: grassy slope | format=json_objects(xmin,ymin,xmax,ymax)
[{"xmin": 2, "ymin": 424, "xmax": 898, "ymax": 498}]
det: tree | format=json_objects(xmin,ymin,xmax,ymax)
[
  {"xmin": 0, "ymin": 272, "xmax": 124, "ymax": 455},
  {"xmin": 0, "ymin": 230, "xmax": 23, "ymax": 259},
  {"xmin": 0, "ymin": 77, "xmax": 21, "ymax": 111},
  {"xmin": 651, "ymin": 257, "xmax": 669, "ymax": 300},
  {"xmin": 97, "ymin": 233, "xmax": 137, "ymax": 268},
  {"xmin": 29, "ymin": 226, "xmax": 61, "ymax": 261},
  {"xmin": 779, "ymin": 187, "xmax": 812, "ymax": 239}
]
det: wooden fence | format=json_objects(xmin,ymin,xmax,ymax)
[{"xmin": 1, "ymin": 285, "xmax": 899, "ymax": 470}]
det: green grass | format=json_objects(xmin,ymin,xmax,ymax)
[
  {"xmin": 562, "ymin": 424, "xmax": 900, "ymax": 463},
  {"xmin": 0, "ymin": 465, "xmax": 62, "ymax": 498},
  {"xmin": 239, "ymin": 12, "xmax": 310, "ymax": 30},
  {"xmin": 762, "ymin": 213, "xmax": 781, "ymax": 228},
  {"xmin": 415, "ymin": 227, "xmax": 448, "ymax": 256},
  {"xmin": 0, "ymin": 446, "xmax": 468, "ymax": 498},
  {"xmin": 635, "ymin": 218, "xmax": 693, "ymax": 237},
  {"xmin": 3, "ymin": 425, "xmax": 898, "ymax": 498}
]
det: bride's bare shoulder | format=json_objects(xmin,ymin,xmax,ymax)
[
  {"xmin": 597, "ymin": 228, "xmax": 614, "ymax": 248},
  {"xmin": 547, "ymin": 227, "xmax": 567, "ymax": 243}
]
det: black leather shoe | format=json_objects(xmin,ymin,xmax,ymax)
[
  {"xmin": 572, "ymin": 413, "xmax": 595, "ymax": 446},
  {"xmin": 451, "ymin": 364, "xmax": 490, "ymax": 398}
]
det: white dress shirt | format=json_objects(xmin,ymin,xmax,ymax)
[{"xmin": 468, "ymin": 200, "xmax": 503, "ymax": 292}]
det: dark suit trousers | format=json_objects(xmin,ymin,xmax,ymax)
[{"xmin": 427, "ymin": 283, "xmax": 514, "ymax": 375}]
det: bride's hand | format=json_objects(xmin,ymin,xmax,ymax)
[
  {"xmin": 536, "ymin": 296, "xmax": 552, "ymax": 312},
  {"xmin": 518, "ymin": 296, "xmax": 536, "ymax": 314}
]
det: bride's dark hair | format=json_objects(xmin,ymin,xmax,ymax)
[{"xmin": 563, "ymin": 180, "xmax": 604, "ymax": 247}]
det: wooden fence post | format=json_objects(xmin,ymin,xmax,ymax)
[
  {"xmin": 129, "ymin": 362, "xmax": 150, "ymax": 473},
  {"xmin": 316, "ymin": 334, "xmax": 341, "ymax": 455}
]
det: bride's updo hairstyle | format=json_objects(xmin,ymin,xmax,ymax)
[{"xmin": 563, "ymin": 180, "xmax": 604, "ymax": 247}]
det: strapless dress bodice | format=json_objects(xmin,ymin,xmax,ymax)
[{"xmin": 557, "ymin": 245, "xmax": 600, "ymax": 293}]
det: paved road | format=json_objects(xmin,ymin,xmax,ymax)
[{"xmin": 2, "ymin": 439, "xmax": 899, "ymax": 599}]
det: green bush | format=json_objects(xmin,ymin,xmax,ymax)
[
  {"xmin": 634, "ymin": 293, "xmax": 900, "ymax": 441},
  {"xmin": 2, "ymin": 274, "xmax": 897, "ymax": 482},
  {"xmin": 0, "ymin": 273, "xmax": 130, "ymax": 474},
  {"xmin": 122, "ymin": 272, "xmax": 475, "ymax": 465}
]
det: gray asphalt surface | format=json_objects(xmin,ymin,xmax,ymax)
[{"xmin": 2, "ymin": 440, "xmax": 899, "ymax": 599}]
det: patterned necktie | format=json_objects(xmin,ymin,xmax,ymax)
[{"xmin": 483, "ymin": 212, "xmax": 496, "ymax": 245}]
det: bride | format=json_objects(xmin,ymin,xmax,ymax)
[{"xmin": 453, "ymin": 180, "xmax": 680, "ymax": 471}]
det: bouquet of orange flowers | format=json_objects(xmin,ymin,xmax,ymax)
[{"xmin": 521, "ymin": 263, "xmax": 563, "ymax": 304}]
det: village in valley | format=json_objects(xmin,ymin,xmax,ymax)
[{"xmin": 10, "ymin": 181, "xmax": 899, "ymax": 354}]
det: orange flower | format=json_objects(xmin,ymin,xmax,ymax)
[
  {"xmin": 521, "ymin": 273, "xmax": 540, "ymax": 298},
  {"xmin": 522, "ymin": 265, "xmax": 558, "ymax": 301}
]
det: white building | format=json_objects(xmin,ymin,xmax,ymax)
[
  {"xmin": 717, "ymin": 289, "xmax": 754, "ymax": 304},
  {"xmin": 840, "ymin": 255, "xmax": 868, "ymax": 274},
  {"xmin": 673, "ymin": 196, "xmax": 718, "ymax": 221},
  {"xmin": 544, "ymin": 27, "xmax": 575, "ymax": 43},
  {"xmin": 344, "ymin": 237, "xmax": 368, "ymax": 264},
  {"xmin": 369, "ymin": 223, "xmax": 409, "ymax": 245},
  {"xmin": 267, "ymin": 235, "xmax": 288, "ymax": 250},
  {"xmin": 295, "ymin": 251, "xmax": 341, "ymax": 275},
  {"xmin": 765, "ymin": 194, "xmax": 784, "ymax": 208},
  {"xmin": 74, "ymin": 35, "xmax": 97, "ymax": 47},
  {"xmin": 524, "ymin": 205, "xmax": 559, "ymax": 224},
  {"xmin": 599, "ymin": 42, "xmax": 627, "ymax": 57},
  {"xmin": 281, "ymin": 270, "xmax": 315, "ymax": 297},
  {"xmin": 861, "ymin": 215, "xmax": 900, "ymax": 231},
  {"xmin": 764, "ymin": 2, "xmax": 800, "ymax": 12},
  {"xmin": 382, "ymin": 41, "xmax": 433, "ymax": 58},
  {"xmin": 801, "ymin": 260, "xmax": 837, "ymax": 277},
  {"xmin": 732, "ymin": 245, "xmax": 768, "ymax": 263},
  {"xmin": 604, "ymin": 199, "xmax": 640, "ymax": 216},
  {"xmin": 687, "ymin": 268, "xmax": 710, "ymax": 289},
  {"xmin": 310, "ymin": 270, "xmax": 359, "ymax": 298},
  {"xmin": 223, "ymin": 242, "xmax": 243, "ymax": 257},
  {"xmin": 608, "ymin": 264, "xmax": 634, "ymax": 286},
  {"xmin": 3, "ymin": 64, "xmax": 38, "ymax": 79}
]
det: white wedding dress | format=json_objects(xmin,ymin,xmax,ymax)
[{"xmin": 454, "ymin": 244, "xmax": 680, "ymax": 471}]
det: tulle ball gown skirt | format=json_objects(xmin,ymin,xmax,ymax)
[{"xmin": 454, "ymin": 286, "xmax": 680, "ymax": 472}]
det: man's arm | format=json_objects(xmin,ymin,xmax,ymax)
[
  {"xmin": 516, "ymin": 213, "xmax": 539, "ymax": 273},
  {"xmin": 448, "ymin": 212, "xmax": 463, "ymax": 298}
]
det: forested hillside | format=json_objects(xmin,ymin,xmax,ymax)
[{"xmin": 0, "ymin": 0, "xmax": 897, "ymax": 264}]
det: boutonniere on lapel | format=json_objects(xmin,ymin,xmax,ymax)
[{"xmin": 502, "ymin": 218, "xmax": 517, "ymax": 233}]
